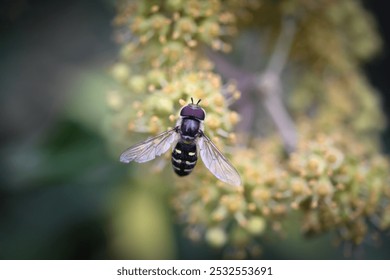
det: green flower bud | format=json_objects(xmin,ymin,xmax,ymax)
[
  {"xmin": 199, "ymin": 20, "xmax": 220, "ymax": 43},
  {"xmin": 205, "ymin": 227, "xmax": 227, "ymax": 248},
  {"xmin": 246, "ymin": 217, "xmax": 266, "ymax": 236},
  {"xmin": 128, "ymin": 75, "xmax": 147, "ymax": 94},
  {"xmin": 111, "ymin": 63, "xmax": 130, "ymax": 82},
  {"xmin": 166, "ymin": 0, "xmax": 184, "ymax": 11}
]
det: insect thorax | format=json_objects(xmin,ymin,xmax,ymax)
[{"xmin": 180, "ymin": 118, "xmax": 200, "ymax": 140}]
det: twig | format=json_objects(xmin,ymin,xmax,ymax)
[
  {"xmin": 255, "ymin": 71, "xmax": 297, "ymax": 153},
  {"xmin": 256, "ymin": 17, "xmax": 297, "ymax": 153},
  {"xmin": 208, "ymin": 17, "xmax": 298, "ymax": 153}
]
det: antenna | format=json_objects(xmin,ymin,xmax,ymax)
[
  {"xmin": 191, "ymin": 97, "xmax": 194, "ymax": 104},
  {"xmin": 197, "ymin": 99, "xmax": 202, "ymax": 105}
]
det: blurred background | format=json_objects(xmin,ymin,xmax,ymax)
[{"xmin": 0, "ymin": 0, "xmax": 390, "ymax": 259}]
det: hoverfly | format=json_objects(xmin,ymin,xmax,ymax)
[{"xmin": 119, "ymin": 98, "xmax": 241, "ymax": 187}]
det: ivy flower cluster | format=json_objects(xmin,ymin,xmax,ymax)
[
  {"xmin": 106, "ymin": 0, "xmax": 390, "ymax": 258},
  {"xmin": 108, "ymin": 0, "xmax": 253, "ymax": 151},
  {"xmin": 172, "ymin": 128, "xmax": 390, "ymax": 257}
]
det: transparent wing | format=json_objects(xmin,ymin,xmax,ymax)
[
  {"xmin": 198, "ymin": 133, "xmax": 241, "ymax": 187},
  {"xmin": 120, "ymin": 128, "xmax": 178, "ymax": 163}
]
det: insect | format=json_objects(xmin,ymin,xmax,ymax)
[{"xmin": 119, "ymin": 98, "xmax": 241, "ymax": 187}]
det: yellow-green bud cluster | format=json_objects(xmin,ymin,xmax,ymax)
[
  {"xmin": 106, "ymin": 0, "xmax": 390, "ymax": 259},
  {"xmin": 172, "ymin": 129, "xmax": 390, "ymax": 257},
  {"xmin": 114, "ymin": 0, "xmax": 260, "ymax": 58},
  {"xmin": 288, "ymin": 131, "xmax": 390, "ymax": 245},
  {"xmin": 109, "ymin": 1, "xmax": 248, "ymax": 145}
]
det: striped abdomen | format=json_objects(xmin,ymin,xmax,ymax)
[{"xmin": 171, "ymin": 141, "xmax": 197, "ymax": 176}]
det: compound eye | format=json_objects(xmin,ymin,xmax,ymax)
[
  {"xmin": 193, "ymin": 108, "xmax": 205, "ymax": 120},
  {"xmin": 179, "ymin": 106, "xmax": 190, "ymax": 117},
  {"xmin": 180, "ymin": 105, "xmax": 205, "ymax": 120}
]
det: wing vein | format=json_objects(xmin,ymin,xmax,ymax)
[
  {"xmin": 120, "ymin": 128, "xmax": 178, "ymax": 163},
  {"xmin": 198, "ymin": 133, "xmax": 241, "ymax": 187}
]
